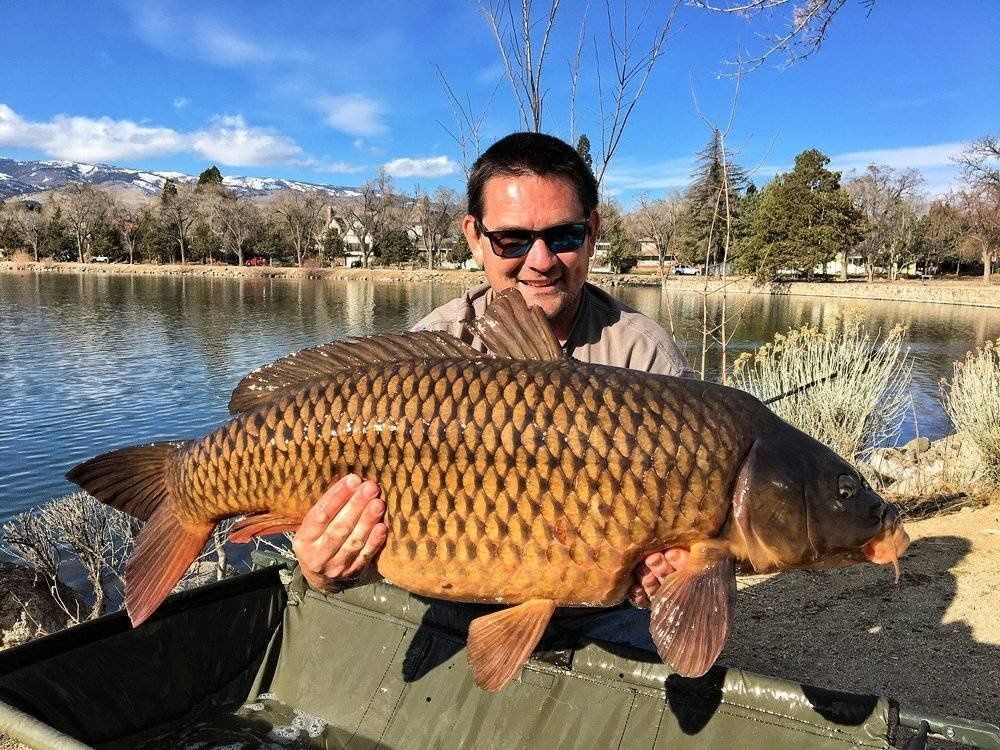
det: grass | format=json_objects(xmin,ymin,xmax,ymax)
[
  {"xmin": 730, "ymin": 308, "xmax": 911, "ymax": 463},
  {"xmin": 942, "ymin": 338, "xmax": 1000, "ymax": 484}
]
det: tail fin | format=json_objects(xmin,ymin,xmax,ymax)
[
  {"xmin": 66, "ymin": 442, "xmax": 184, "ymax": 522},
  {"xmin": 67, "ymin": 442, "xmax": 212, "ymax": 627}
]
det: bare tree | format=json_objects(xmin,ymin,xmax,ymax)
[
  {"xmin": 2, "ymin": 493, "xmax": 138, "ymax": 623},
  {"xmin": 956, "ymin": 188, "xmax": 1000, "ymax": 285},
  {"xmin": 213, "ymin": 195, "xmax": 263, "ymax": 267},
  {"xmin": 273, "ymin": 189, "xmax": 329, "ymax": 267},
  {"xmin": 413, "ymin": 186, "xmax": 463, "ymax": 269},
  {"xmin": 630, "ymin": 192, "xmax": 684, "ymax": 281},
  {"xmin": 345, "ymin": 170, "xmax": 401, "ymax": 269},
  {"xmin": 13, "ymin": 204, "xmax": 47, "ymax": 262},
  {"xmin": 111, "ymin": 201, "xmax": 146, "ymax": 265},
  {"xmin": 846, "ymin": 164, "xmax": 925, "ymax": 281},
  {"xmin": 477, "ymin": 0, "xmax": 678, "ymax": 186},
  {"xmin": 434, "ymin": 64, "xmax": 499, "ymax": 176},
  {"xmin": 690, "ymin": 0, "xmax": 870, "ymax": 72},
  {"xmin": 955, "ymin": 136, "xmax": 1000, "ymax": 284},
  {"xmin": 55, "ymin": 184, "xmax": 109, "ymax": 262},
  {"xmin": 592, "ymin": 0, "xmax": 680, "ymax": 186},
  {"xmin": 160, "ymin": 182, "xmax": 199, "ymax": 264}
]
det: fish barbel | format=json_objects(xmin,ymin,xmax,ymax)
[{"xmin": 68, "ymin": 289, "xmax": 909, "ymax": 691}]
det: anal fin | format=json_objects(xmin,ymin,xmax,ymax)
[
  {"xmin": 467, "ymin": 599, "xmax": 557, "ymax": 692},
  {"xmin": 649, "ymin": 540, "xmax": 736, "ymax": 678},
  {"xmin": 228, "ymin": 512, "xmax": 303, "ymax": 543},
  {"xmin": 126, "ymin": 506, "xmax": 213, "ymax": 628}
]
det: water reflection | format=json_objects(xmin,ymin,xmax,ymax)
[{"xmin": 1, "ymin": 272, "xmax": 998, "ymax": 520}]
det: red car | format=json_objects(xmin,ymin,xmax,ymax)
[{"xmin": 245, "ymin": 257, "xmax": 268, "ymax": 267}]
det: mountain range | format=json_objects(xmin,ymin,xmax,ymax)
[{"xmin": 0, "ymin": 157, "xmax": 361, "ymax": 201}]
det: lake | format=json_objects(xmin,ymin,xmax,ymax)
[{"xmin": 2, "ymin": 271, "xmax": 998, "ymax": 521}]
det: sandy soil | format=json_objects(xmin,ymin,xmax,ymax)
[{"xmin": 720, "ymin": 502, "xmax": 1000, "ymax": 729}]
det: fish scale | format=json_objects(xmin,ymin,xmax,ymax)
[{"xmin": 171, "ymin": 356, "xmax": 747, "ymax": 605}]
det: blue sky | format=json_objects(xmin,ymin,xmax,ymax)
[{"xmin": 1, "ymin": 1, "xmax": 997, "ymax": 204}]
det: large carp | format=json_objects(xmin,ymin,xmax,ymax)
[{"xmin": 68, "ymin": 289, "xmax": 909, "ymax": 692}]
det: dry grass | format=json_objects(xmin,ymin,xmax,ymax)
[
  {"xmin": 730, "ymin": 308, "xmax": 911, "ymax": 462},
  {"xmin": 942, "ymin": 338, "xmax": 1000, "ymax": 483},
  {"xmin": 10, "ymin": 250, "xmax": 31, "ymax": 270}
]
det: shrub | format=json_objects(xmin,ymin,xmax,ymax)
[
  {"xmin": 11, "ymin": 250, "xmax": 31, "ymax": 269},
  {"xmin": 730, "ymin": 308, "xmax": 911, "ymax": 463},
  {"xmin": 942, "ymin": 338, "xmax": 1000, "ymax": 483}
]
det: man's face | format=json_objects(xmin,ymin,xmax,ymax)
[{"xmin": 463, "ymin": 174, "xmax": 599, "ymax": 340}]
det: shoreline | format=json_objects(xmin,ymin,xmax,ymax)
[{"xmin": 2, "ymin": 260, "xmax": 999, "ymax": 308}]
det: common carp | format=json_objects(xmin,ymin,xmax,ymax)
[{"xmin": 68, "ymin": 289, "xmax": 909, "ymax": 692}]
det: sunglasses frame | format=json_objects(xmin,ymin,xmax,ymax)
[{"xmin": 474, "ymin": 218, "xmax": 591, "ymax": 259}]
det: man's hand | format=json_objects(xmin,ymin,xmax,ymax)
[
  {"xmin": 627, "ymin": 548, "xmax": 689, "ymax": 608},
  {"xmin": 292, "ymin": 474, "xmax": 388, "ymax": 593}
]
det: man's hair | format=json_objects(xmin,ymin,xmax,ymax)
[{"xmin": 467, "ymin": 132, "xmax": 598, "ymax": 220}]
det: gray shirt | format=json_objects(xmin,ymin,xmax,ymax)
[{"xmin": 413, "ymin": 282, "xmax": 695, "ymax": 377}]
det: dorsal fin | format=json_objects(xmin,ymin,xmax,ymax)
[
  {"xmin": 228, "ymin": 330, "xmax": 481, "ymax": 414},
  {"xmin": 466, "ymin": 288, "xmax": 565, "ymax": 361}
]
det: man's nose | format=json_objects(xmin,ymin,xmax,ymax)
[{"xmin": 524, "ymin": 237, "xmax": 558, "ymax": 270}]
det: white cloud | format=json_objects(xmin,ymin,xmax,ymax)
[
  {"xmin": 0, "ymin": 103, "xmax": 305, "ymax": 168},
  {"xmin": 829, "ymin": 142, "xmax": 969, "ymax": 174},
  {"xmin": 298, "ymin": 157, "xmax": 368, "ymax": 174},
  {"xmin": 317, "ymin": 95, "xmax": 387, "ymax": 137},
  {"xmin": 352, "ymin": 137, "xmax": 385, "ymax": 157},
  {"xmin": 128, "ymin": 6, "xmax": 308, "ymax": 68},
  {"xmin": 173, "ymin": 97, "xmax": 190, "ymax": 110},
  {"xmin": 0, "ymin": 104, "xmax": 184, "ymax": 162},
  {"xmin": 382, "ymin": 156, "xmax": 459, "ymax": 178},
  {"xmin": 601, "ymin": 157, "xmax": 694, "ymax": 192},
  {"xmin": 190, "ymin": 114, "xmax": 302, "ymax": 166}
]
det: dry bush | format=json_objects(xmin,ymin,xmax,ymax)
[
  {"xmin": 38, "ymin": 256, "xmax": 56, "ymax": 268},
  {"xmin": 1, "ymin": 493, "xmax": 245, "ymax": 639},
  {"xmin": 730, "ymin": 309, "xmax": 911, "ymax": 463},
  {"xmin": 10, "ymin": 250, "xmax": 31, "ymax": 269},
  {"xmin": 942, "ymin": 338, "xmax": 1000, "ymax": 483}
]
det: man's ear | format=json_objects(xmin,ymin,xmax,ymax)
[
  {"xmin": 463, "ymin": 215, "xmax": 485, "ymax": 266},
  {"xmin": 587, "ymin": 210, "xmax": 601, "ymax": 258}
]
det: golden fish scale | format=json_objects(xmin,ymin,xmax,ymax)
[{"xmin": 170, "ymin": 358, "xmax": 750, "ymax": 606}]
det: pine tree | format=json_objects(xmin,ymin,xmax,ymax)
[
  {"xmin": 576, "ymin": 134, "xmax": 594, "ymax": 173},
  {"xmin": 160, "ymin": 178, "xmax": 178, "ymax": 205},
  {"xmin": 196, "ymin": 165, "xmax": 224, "ymax": 189},
  {"xmin": 740, "ymin": 149, "xmax": 863, "ymax": 280},
  {"xmin": 677, "ymin": 130, "xmax": 747, "ymax": 268}
]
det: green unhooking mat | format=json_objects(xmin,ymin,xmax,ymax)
[{"xmin": 0, "ymin": 563, "xmax": 995, "ymax": 749}]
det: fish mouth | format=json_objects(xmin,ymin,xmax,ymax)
[{"xmin": 862, "ymin": 525, "xmax": 911, "ymax": 583}]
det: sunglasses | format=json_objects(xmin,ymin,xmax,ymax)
[{"xmin": 475, "ymin": 218, "xmax": 590, "ymax": 259}]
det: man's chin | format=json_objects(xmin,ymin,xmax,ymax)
[{"xmin": 516, "ymin": 282, "xmax": 566, "ymax": 317}]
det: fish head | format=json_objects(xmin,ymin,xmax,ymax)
[{"xmin": 731, "ymin": 429, "xmax": 909, "ymax": 577}]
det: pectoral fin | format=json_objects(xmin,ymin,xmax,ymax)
[
  {"xmin": 649, "ymin": 540, "xmax": 736, "ymax": 678},
  {"xmin": 467, "ymin": 599, "xmax": 557, "ymax": 692},
  {"xmin": 228, "ymin": 512, "xmax": 304, "ymax": 543}
]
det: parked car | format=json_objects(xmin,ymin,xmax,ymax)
[
  {"xmin": 245, "ymin": 256, "xmax": 268, "ymax": 267},
  {"xmin": 672, "ymin": 264, "xmax": 700, "ymax": 276},
  {"xmin": 91, "ymin": 255, "xmax": 110, "ymax": 263}
]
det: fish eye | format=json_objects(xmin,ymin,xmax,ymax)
[{"xmin": 837, "ymin": 474, "xmax": 858, "ymax": 500}]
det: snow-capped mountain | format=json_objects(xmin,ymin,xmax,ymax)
[{"xmin": 0, "ymin": 158, "xmax": 361, "ymax": 200}]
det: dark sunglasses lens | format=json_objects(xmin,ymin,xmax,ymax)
[
  {"xmin": 545, "ymin": 224, "xmax": 587, "ymax": 252},
  {"xmin": 493, "ymin": 232, "xmax": 533, "ymax": 258}
]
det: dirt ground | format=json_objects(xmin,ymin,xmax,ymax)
[{"xmin": 720, "ymin": 502, "xmax": 1000, "ymax": 730}]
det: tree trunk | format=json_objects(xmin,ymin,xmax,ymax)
[
  {"xmin": 983, "ymin": 246, "xmax": 993, "ymax": 285},
  {"xmin": 839, "ymin": 249, "xmax": 848, "ymax": 281}
]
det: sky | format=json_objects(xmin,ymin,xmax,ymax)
[{"xmin": 1, "ymin": 1, "xmax": 998, "ymax": 205}]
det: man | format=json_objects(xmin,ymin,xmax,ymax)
[{"xmin": 293, "ymin": 132, "xmax": 691, "ymax": 613}]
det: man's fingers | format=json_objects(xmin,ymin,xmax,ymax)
[
  {"xmin": 296, "ymin": 475, "xmax": 361, "ymax": 540},
  {"xmin": 341, "ymin": 521, "xmax": 388, "ymax": 578}
]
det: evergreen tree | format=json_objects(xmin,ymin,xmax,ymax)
[
  {"xmin": 740, "ymin": 149, "xmax": 863, "ymax": 280},
  {"xmin": 600, "ymin": 202, "xmax": 638, "ymax": 273},
  {"xmin": 196, "ymin": 166, "xmax": 224, "ymax": 190},
  {"xmin": 377, "ymin": 228, "xmax": 417, "ymax": 267},
  {"xmin": 160, "ymin": 178, "xmax": 178, "ymax": 205},
  {"xmin": 446, "ymin": 234, "xmax": 472, "ymax": 266},
  {"xmin": 576, "ymin": 134, "xmax": 594, "ymax": 173},
  {"xmin": 677, "ymin": 130, "xmax": 747, "ymax": 267}
]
